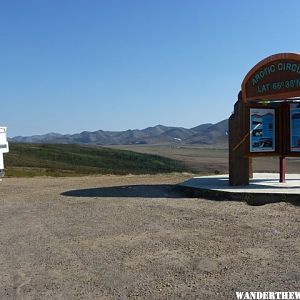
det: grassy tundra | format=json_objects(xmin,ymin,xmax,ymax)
[{"xmin": 4, "ymin": 143, "xmax": 190, "ymax": 177}]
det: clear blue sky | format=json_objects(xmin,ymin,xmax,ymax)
[{"xmin": 1, "ymin": 0, "xmax": 300, "ymax": 136}]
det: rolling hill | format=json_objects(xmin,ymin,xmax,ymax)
[{"xmin": 10, "ymin": 119, "xmax": 228, "ymax": 146}]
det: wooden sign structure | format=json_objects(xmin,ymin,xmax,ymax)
[{"xmin": 229, "ymin": 53, "xmax": 300, "ymax": 185}]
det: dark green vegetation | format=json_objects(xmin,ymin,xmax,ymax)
[{"xmin": 4, "ymin": 143, "xmax": 190, "ymax": 177}]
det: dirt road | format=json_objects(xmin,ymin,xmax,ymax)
[{"xmin": 0, "ymin": 175, "xmax": 299, "ymax": 299}]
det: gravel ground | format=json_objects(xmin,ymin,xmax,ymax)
[{"xmin": 0, "ymin": 175, "xmax": 299, "ymax": 300}]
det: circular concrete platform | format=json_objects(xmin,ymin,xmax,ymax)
[{"xmin": 177, "ymin": 173, "xmax": 300, "ymax": 205}]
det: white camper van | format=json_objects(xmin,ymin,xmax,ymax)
[{"xmin": 0, "ymin": 127, "xmax": 9, "ymax": 177}]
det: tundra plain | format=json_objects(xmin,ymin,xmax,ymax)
[{"xmin": 110, "ymin": 144, "xmax": 300, "ymax": 174}]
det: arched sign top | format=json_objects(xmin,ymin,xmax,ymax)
[{"xmin": 242, "ymin": 53, "xmax": 300, "ymax": 101}]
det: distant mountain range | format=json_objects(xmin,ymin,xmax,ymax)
[{"xmin": 10, "ymin": 119, "xmax": 228, "ymax": 146}]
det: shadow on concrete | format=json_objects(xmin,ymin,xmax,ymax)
[
  {"xmin": 184, "ymin": 176, "xmax": 300, "ymax": 190},
  {"xmin": 61, "ymin": 184, "xmax": 192, "ymax": 199},
  {"xmin": 178, "ymin": 185, "xmax": 300, "ymax": 207},
  {"xmin": 288, "ymin": 200, "xmax": 300, "ymax": 207}
]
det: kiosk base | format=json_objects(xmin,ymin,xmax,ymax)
[{"xmin": 178, "ymin": 173, "xmax": 300, "ymax": 205}]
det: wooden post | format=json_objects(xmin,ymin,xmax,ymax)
[{"xmin": 229, "ymin": 91, "xmax": 252, "ymax": 186}]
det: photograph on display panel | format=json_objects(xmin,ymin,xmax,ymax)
[
  {"xmin": 290, "ymin": 103, "xmax": 300, "ymax": 152},
  {"xmin": 250, "ymin": 108, "xmax": 275, "ymax": 152}
]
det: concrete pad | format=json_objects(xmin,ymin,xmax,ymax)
[{"xmin": 178, "ymin": 173, "xmax": 300, "ymax": 205}]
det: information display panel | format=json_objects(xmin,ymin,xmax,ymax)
[
  {"xmin": 290, "ymin": 103, "xmax": 300, "ymax": 152},
  {"xmin": 250, "ymin": 108, "xmax": 275, "ymax": 152}
]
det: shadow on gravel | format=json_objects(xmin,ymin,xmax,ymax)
[
  {"xmin": 61, "ymin": 185, "xmax": 300, "ymax": 207},
  {"xmin": 61, "ymin": 184, "xmax": 192, "ymax": 199}
]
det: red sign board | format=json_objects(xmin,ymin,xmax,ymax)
[{"xmin": 242, "ymin": 53, "xmax": 300, "ymax": 100}]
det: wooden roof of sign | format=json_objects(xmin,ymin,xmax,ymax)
[{"xmin": 242, "ymin": 53, "xmax": 300, "ymax": 101}]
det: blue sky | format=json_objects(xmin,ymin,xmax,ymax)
[{"xmin": 1, "ymin": 0, "xmax": 300, "ymax": 136}]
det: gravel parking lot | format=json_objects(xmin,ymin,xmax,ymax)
[{"xmin": 0, "ymin": 175, "xmax": 299, "ymax": 299}]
